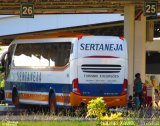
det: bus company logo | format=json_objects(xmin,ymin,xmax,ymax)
[
  {"xmin": 84, "ymin": 74, "xmax": 119, "ymax": 78},
  {"xmin": 80, "ymin": 43, "xmax": 123, "ymax": 51},
  {"xmin": 17, "ymin": 71, "xmax": 41, "ymax": 82}
]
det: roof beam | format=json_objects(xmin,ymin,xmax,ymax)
[{"xmin": 1, "ymin": 0, "xmax": 159, "ymax": 15}]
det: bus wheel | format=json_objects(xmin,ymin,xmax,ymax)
[
  {"xmin": 12, "ymin": 91, "xmax": 20, "ymax": 108},
  {"xmin": 49, "ymin": 93, "xmax": 57, "ymax": 113}
]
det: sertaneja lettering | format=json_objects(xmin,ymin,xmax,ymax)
[
  {"xmin": 80, "ymin": 43, "xmax": 123, "ymax": 51},
  {"xmin": 17, "ymin": 72, "xmax": 41, "ymax": 82},
  {"xmin": 27, "ymin": 72, "xmax": 30, "ymax": 81}
]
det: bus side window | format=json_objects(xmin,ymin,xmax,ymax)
[{"xmin": 55, "ymin": 43, "xmax": 71, "ymax": 66}]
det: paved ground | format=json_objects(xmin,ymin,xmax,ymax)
[{"xmin": 0, "ymin": 102, "xmax": 159, "ymax": 122}]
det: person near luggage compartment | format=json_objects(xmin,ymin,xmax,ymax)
[{"xmin": 134, "ymin": 73, "xmax": 143, "ymax": 107}]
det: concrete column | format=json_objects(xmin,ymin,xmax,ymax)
[
  {"xmin": 146, "ymin": 20, "xmax": 154, "ymax": 42},
  {"xmin": 124, "ymin": 5, "xmax": 135, "ymax": 96},
  {"xmin": 134, "ymin": 15, "xmax": 146, "ymax": 83}
]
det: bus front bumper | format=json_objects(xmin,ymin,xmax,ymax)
[{"xmin": 70, "ymin": 92, "xmax": 127, "ymax": 107}]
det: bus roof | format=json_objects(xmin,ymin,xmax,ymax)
[{"xmin": 16, "ymin": 32, "xmax": 91, "ymax": 40}]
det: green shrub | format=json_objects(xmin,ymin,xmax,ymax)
[
  {"xmin": 86, "ymin": 97, "xmax": 106, "ymax": 120},
  {"xmin": 0, "ymin": 73, "xmax": 4, "ymax": 81},
  {"xmin": 0, "ymin": 79, "xmax": 4, "ymax": 89}
]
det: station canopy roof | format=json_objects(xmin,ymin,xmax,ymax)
[{"xmin": 0, "ymin": 0, "xmax": 160, "ymax": 15}]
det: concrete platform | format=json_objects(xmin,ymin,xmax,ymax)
[
  {"xmin": 0, "ymin": 101, "xmax": 26, "ymax": 115},
  {"xmin": 0, "ymin": 105, "xmax": 15, "ymax": 111}
]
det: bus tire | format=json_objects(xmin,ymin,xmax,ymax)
[
  {"xmin": 49, "ymin": 93, "xmax": 57, "ymax": 113},
  {"xmin": 12, "ymin": 90, "xmax": 20, "ymax": 108}
]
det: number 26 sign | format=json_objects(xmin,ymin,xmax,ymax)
[
  {"xmin": 144, "ymin": 1, "xmax": 157, "ymax": 16},
  {"xmin": 20, "ymin": 3, "xmax": 34, "ymax": 18}
]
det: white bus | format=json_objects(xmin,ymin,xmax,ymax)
[{"xmin": 1, "ymin": 32, "xmax": 128, "ymax": 112}]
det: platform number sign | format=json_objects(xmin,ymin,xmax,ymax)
[
  {"xmin": 144, "ymin": 1, "xmax": 157, "ymax": 16},
  {"xmin": 20, "ymin": 3, "xmax": 34, "ymax": 18}
]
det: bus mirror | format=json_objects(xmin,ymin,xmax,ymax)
[{"xmin": 0, "ymin": 51, "xmax": 8, "ymax": 73}]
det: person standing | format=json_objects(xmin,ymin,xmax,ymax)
[
  {"xmin": 142, "ymin": 83, "xmax": 147, "ymax": 107},
  {"xmin": 134, "ymin": 73, "xmax": 143, "ymax": 107},
  {"xmin": 128, "ymin": 95, "xmax": 136, "ymax": 110},
  {"xmin": 155, "ymin": 89, "xmax": 159, "ymax": 107}
]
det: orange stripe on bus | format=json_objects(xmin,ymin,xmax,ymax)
[
  {"xmin": 16, "ymin": 32, "xmax": 91, "ymax": 40},
  {"xmin": 19, "ymin": 93, "xmax": 48, "ymax": 101},
  {"xmin": 56, "ymin": 95, "xmax": 70, "ymax": 103},
  {"xmin": 5, "ymin": 92, "xmax": 70, "ymax": 104},
  {"xmin": 5, "ymin": 92, "xmax": 12, "ymax": 99},
  {"xmin": 70, "ymin": 92, "xmax": 127, "ymax": 107},
  {"xmin": 18, "ymin": 94, "xmax": 70, "ymax": 102}
]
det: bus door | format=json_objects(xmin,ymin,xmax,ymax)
[{"xmin": 57, "ymin": 43, "xmax": 71, "ymax": 106}]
